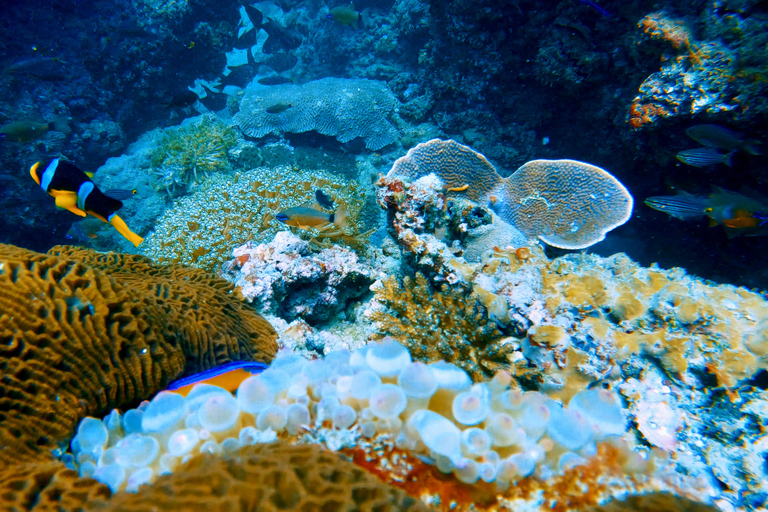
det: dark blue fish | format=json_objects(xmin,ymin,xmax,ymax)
[
  {"xmin": 577, "ymin": 0, "xmax": 612, "ymax": 18},
  {"xmin": 315, "ymin": 189, "xmax": 335, "ymax": 210}
]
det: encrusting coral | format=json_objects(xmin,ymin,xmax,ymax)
[
  {"xmin": 141, "ymin": 166, "xmax": 368, "ymax": 272},
  {"xmin": 383, "ymin": 139, "xmax": 633, "ymax": 250},
  {"xmin": 234, "ymin": 77, "xmax": 401, "ymax": 151},
  {"xmin": 0, "ymin": 243, "xmax": 277, "ymax": 509}
]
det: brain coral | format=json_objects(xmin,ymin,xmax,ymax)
[
  {"xmin": 387, "ymin": 139, "xmax": 633, "ymax": 249},
  {"xmin": 0, "ymin": 244, "xmax": 276, "ymax": 466},
  {"xmin": 87, "ymin": 442, "xmax": 434, "ymax": 512},
  {"xmin": 233, "ymin": 78, "xmax": 400, "ymax": 150},
  {"xmin": 141, "ymin": 166, "xmax": 366, "ymax": 272}
]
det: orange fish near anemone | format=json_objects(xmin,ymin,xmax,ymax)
[
  {"xmin": 166, "ymin": 361, "xmax": 268, "ymax": 397},
  {"xmin": 645, "ymin": 186, "xmax": 768, "ymax": 237},
  {"xmin": 30, "ymin": 159, "xmax": 144, "ymax": 247}
]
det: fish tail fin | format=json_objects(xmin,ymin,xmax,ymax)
[
  {"xmin": 741, "ymin": 140, "xmax": 762, "ymax": 156},
  {"xmin": 332, "ymin": 206, "xmax": 349, "ymax": 229},
  {"xmin": 50, "ymin": 117, "xmax": 71, "ymax": 135},
  {"xmin": 644, "ymin": 192, "xmax": 709, "ymax": 220},
  {"xmin": 109, "ymin": 214, "xmax": 144, "ymax": 247}
]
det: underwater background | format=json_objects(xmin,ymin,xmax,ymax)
[{"xmin": 1, "ymin": 0, "xmax": 768, "ymax": 511}]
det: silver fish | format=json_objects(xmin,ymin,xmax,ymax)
[{"xmin": 676, "ymin": 147, "xmax": 733, "ymax": 167}]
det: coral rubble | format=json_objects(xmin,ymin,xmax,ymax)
[{"xmin": 222, "ymin": 231, "xmax": 383, "ymax": 325}]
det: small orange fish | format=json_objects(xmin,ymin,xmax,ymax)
[
  {"xmin": 276, "ymin": 203, "xmax": 348, "ymax": 230},
  {"xmin": 166, "ymin": 361, "xmax": 268, "ymax": 397}
]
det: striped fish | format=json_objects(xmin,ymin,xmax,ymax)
[
  {"xmin": 644, "ymin": 192, "xmax": 708, "ymax": 220},
  {"xmin": 676, "ymin": 147, "xmax": 733, "ymax": 167},
  {"xmin": 167, "ymin": 360, "xmax": 268, "ymax": 397}
]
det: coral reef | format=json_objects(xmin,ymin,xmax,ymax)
[
  {"xmin": 84, "ymin": 442, "xmax": 433, "ymax": 511},
  {"xmin": 370, "ymin": 272, "xmax": 516, "ymax": 381},
  {"xmin": 0, "ymin": 243, "xmax": 277, "ymax": 509},
  {"xmin": 68, "ymin": 339, "xmax": 711, "ymax": 510},
  {"xmin": 222, "ymin": 232, "xmax": 383, "ymax": 325},
  {"xmin": 233, "ymin": 78, "xmax": 401, "ymax": 151},
  {"xmin": 381, "ymin": 139, "xmax": 633, "ymax": 250},
  {"xmin": 141, "ymin": 166, "xmax": 367, "ymax": 272},
  {"xmin": 630, "ymin": 9, "xmax": 768, "ymax": 128},
  {"xmin": 149, "ymin": 114, "xmax": 238, "ymax": 196}
]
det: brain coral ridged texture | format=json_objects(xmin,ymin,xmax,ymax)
[
  {"xmin": 0, "ymin": 243, "xmax": 277, "ymax": 467},
  {"xmin": 386, "ymin": 139, "xmax": 633, "ymax": 249},
  {"xmin": 86, "ymin": 442, "xmax": 435, "ymax": 512},
  {"xmin": 234, "ymin": 77, "xmax": 400, "ymax": 150}
]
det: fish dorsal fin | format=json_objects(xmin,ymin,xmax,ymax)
[
  {"xmin": 300, "ymin": 200, "xmax": 326, "ymax": 213},
  {"xmin": 349, "ymin": 2, "xmax": 355, "ymax": 9}
]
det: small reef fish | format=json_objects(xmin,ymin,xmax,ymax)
[
  {"xmin": 166, "ymin": 360, "xmax": 268, "ymax": 397},
  {"xmin": 66, "ymin": 217, "xmax": 105, "ymax": 244},
  {"xmin": 163, "ymin": 90, "xmax": 199, "ymax": 109},
  {"xmin": 266, "ymin": 102, "xmax": 292, "ymax": 114},
  {"xmin": 105, "ymin": 188, "xmax": 138, "ymax": 200},
  {"xmin": 276, "ymin": 203, "xmax": 348, "ymax": 230},
  {"xmin": 30, "ymin": 159, "xmax": 144, "ymax": 247},
  {"xmin": 315, "ymin": 189, "xmax": 335, "ymax": 210},
  {"xmin": 328, "ymin": 3, "xmax": 363, "ymax": 28},
  {"xmin": 676, "ymin": 147, "xmax": 733, "ymax": 167},
  {"xmin": 0, "ymin": 118, "xmax": 70, "ymax": 142},
  {"xmin": 645, "ymin": 187, "xmax": 768, "ymax": 237},
  {"xmin": 257, "ymin": 75, "xmax": 293, "ymax": 86},
  {"xmin": 685, "ymin": 125, "xmax": 761, "ymax": 155}
]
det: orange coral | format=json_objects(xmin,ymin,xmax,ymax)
[{"xmin": 629, "ymin": 100, "xmax": 670, "ymax": 129}]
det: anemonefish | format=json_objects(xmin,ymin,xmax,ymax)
[
  {"xmin": 276, "ymin": 203, "xmax": 348, "ymax": 230},
  {"xmin": 30, "ymin": 158, "xmax": 144, "ymax": 247},
  {"xmin": 166, "ymin": 360, "xmax": 268, "ymax": 397}
]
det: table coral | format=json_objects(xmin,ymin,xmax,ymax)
[
  {"xmin": 383, "ymin": 139, "xmax": 632, "ymax": 250},
  {"xmin": 222, "ymin": 231, "xmax": 383, "ymax": 325},
  {"xmin": 233, "ymin": 78, "xmax": 401, "ymax": 151},
  {"xmin": 0, "ymin": 243, "xmax": 277, "ymax": 510},
  {"xmin": 141, "ymin": 166, "xmax": 366, "ymax": 272}
]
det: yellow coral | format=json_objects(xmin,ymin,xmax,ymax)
[
  {"xmin": 142, "ymin": 166, "xmax": 368, "ymax": 271},
  {"xmin": 371, "ymin": 272, "xmax": 516, "ymax": 380}
]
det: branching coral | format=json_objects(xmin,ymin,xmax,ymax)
[
  {"xmin": 370, "ymin": 272, "xmax": 518, "ymax": 380},
  {"xmin": 149, "ymin": 114, "xmax": 238, "ymax": 196}
]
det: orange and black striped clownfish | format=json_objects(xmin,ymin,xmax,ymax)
[
  {"xmin": 165, "ymin": 360, "xmax": 268, "ymax": 397},
  {"xmin": 30, "ymin": 158, "xmax": 144, "ymax": 247}
]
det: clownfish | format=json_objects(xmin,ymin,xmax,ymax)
[
  {"xmin": 645, "ymin": 186, "xmax": 768, "ymax": 238},
  {"xmin": 166, "ymin": 360, "xmax": 268, "ymax": 397},
  {"xmin": 276, "ymin": 202, "xmax": 348, "ymax": 231},
  {"xmin": 30, "ymin": 158, "xmax": 144, "ymax": 247}
]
